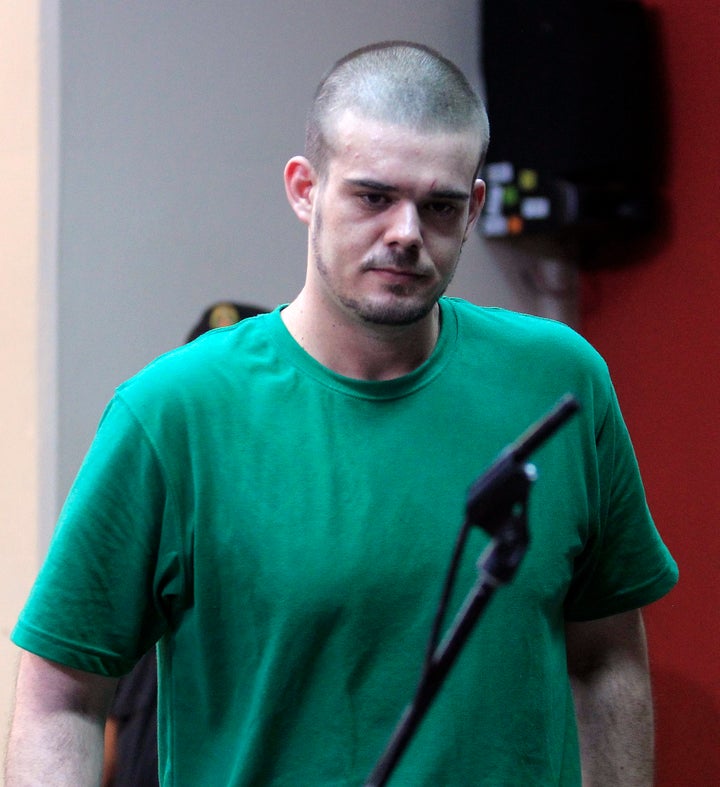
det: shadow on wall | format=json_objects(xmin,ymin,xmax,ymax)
[{"xmin": 653, "ymin": 666, "xmax": 720, "ymax": 784}]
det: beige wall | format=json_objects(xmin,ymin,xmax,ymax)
[{"xmin": 0, "ymin": 0, "xmax": 40, "ymax": 769}]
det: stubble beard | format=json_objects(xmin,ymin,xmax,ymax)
[{"xmin": 311, "ymin": 213, "xmax": 457, "ymax": 327}]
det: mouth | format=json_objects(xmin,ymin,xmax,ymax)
[
  {"xmin": 363, "ymin": 256, "xmax": 431, "ymax": 279},
  {"xmin": 369, "ymin": 267, "xmax": 424, "ymax": 279}
]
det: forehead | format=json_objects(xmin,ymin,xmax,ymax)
[{"xmin": 325, "ymin": 110, "xmax": 481, "ymax": 187}]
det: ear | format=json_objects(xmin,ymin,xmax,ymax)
[
  {"xmin": 284, "ymin": 156, "xmax": 317, "ymax": 226},
  {"xmin": 463, "ymin": 178, "xmax": 486, "ymax": 241}
]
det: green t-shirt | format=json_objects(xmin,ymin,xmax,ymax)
[{"xmin": 13, "ymin": 298, "xmax": 677, "ymax": 786}]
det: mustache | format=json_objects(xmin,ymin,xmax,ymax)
[{"xmin": 361, "ymin": 248, "xmax": 425, "ymax": 272}]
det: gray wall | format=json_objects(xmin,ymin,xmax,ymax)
[{"xmin": 46, "ymin": 1, "xmax": 576, "ymax": 547}]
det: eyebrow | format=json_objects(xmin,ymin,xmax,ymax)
[{"xmin": 344, "ymin": 178, "xmax": 471, "ymax": 202}]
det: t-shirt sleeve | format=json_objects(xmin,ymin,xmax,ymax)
[
  {"xmin": 564, "ymin": 382, "xmax": 678, "ymax": 621},
  {"xmin": 11, "ymin": 396, "xmax": 187, "ymax": 677}
]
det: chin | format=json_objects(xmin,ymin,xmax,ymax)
[{"xmin": 357, "ymin": 297, "xmax": 437, "ymax": 327}]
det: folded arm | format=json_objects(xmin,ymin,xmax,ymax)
[
  {"xmin": 566, "ymin": 608, "xmax": 654, "ymax": 786},
  {"xmin": 5, "ymin": 651, "xmax": 118, "ymax": 786}
]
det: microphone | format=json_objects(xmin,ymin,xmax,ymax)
[{"xmin": 465, "ymin": 393, "xmax": 580, "ymax": 536}]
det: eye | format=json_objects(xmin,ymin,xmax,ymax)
[
  {"xmin": 359, "ymin": 192, "xmax": 392, "ymax": 209},
  {"xmin": 424, "ymin": 201, "xmax": 459, "ymax": 218}
]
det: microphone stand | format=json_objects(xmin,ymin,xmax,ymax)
[{"xmin": 363, "ymin": 394, "xmax": 580, "ymax": 787}]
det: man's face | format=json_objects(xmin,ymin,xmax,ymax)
[{"xmin": 306, "ymin": 110, "xmax": 485, "ymax": 328}]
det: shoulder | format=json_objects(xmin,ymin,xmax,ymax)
[
  {"xmin": 441, "ymin": 298, "xmax": 615, "ymax": 423},
  {"xmin": 444, "ymin": 297, "xmax": 607, "ymax": 372},
  {"xmin": 119, "ymin": 311, "xmax": 275, "ymax": 397},
  {"xmin": 107, "ymin": 311, "xmax": 279, "ymax": 428}
]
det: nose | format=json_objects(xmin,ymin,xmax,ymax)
[{"xmin": 384, "ymin": 201, "xmax": 423, "ymax": 249}]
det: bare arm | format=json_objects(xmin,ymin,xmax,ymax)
[
  {"xmin": 566, "ymin": 609, "xmax": 654, "ymax": 786},
  {"xmin": 5, "ymin": 651, "xmax": 118, "ymax": 786},
  {"xmin": 101, "ymin": 717, "xmax": 120, "ymax": 786}
]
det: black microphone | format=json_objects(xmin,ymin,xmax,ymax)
[{"xmin": 465, "ymin": 393, "xmax": 580, "ymax": 535}]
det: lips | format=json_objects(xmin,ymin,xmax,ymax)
[
  {"xmin": 363, "ymin": 257, "xmax": 430, "ymax": 277},
  {"xmin": 366, "ymin": 268, "xmax": 430, "ymax": 289},
  {"xmin": 371, "ymin": 267, "xmax": 422, "ymax": 277}
]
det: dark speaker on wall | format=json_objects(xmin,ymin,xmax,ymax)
[{"xmin": 479, "ymin": 0, "xmax": 665, "ymax": 243}]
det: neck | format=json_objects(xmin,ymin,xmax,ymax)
[{"xmin": 281, "ymin": 293, "xmax": 441, "ymax": 381}]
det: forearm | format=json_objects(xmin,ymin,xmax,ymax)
[
  {"xmin": 5, "ymin": 652, "xmax": 117, "ymax": 787},
  {"xmin": 566, "ymin": 610, "xmax": 655, "ymax": 787},
  {"xmin": 6, "ymin": 706, "xmax": 107, "ymax": 786},
  {"xmin": 570, "ymin": 652, "xmax": 654, "ymax": 785},
  {"xmin": 101, "ymin": 717, "xmax": 120, "ymax": 786}
]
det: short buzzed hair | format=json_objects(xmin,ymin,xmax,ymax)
[{"xmin": 305, "ymin": 41, "xmax": 490, "ymax": 178}]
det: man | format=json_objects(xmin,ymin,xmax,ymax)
[{"xmin": 6, "ymin": 42, "xmax": 677, "ymax": 785}]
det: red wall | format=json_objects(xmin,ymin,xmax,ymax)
[{"xmin": 580, "ymin": 2, "xmax": 720, "ymax": 782}]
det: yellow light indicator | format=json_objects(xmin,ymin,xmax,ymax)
[{"xmin": 518, "ymin": 169, "xmax": 539, "ymax": 191}]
